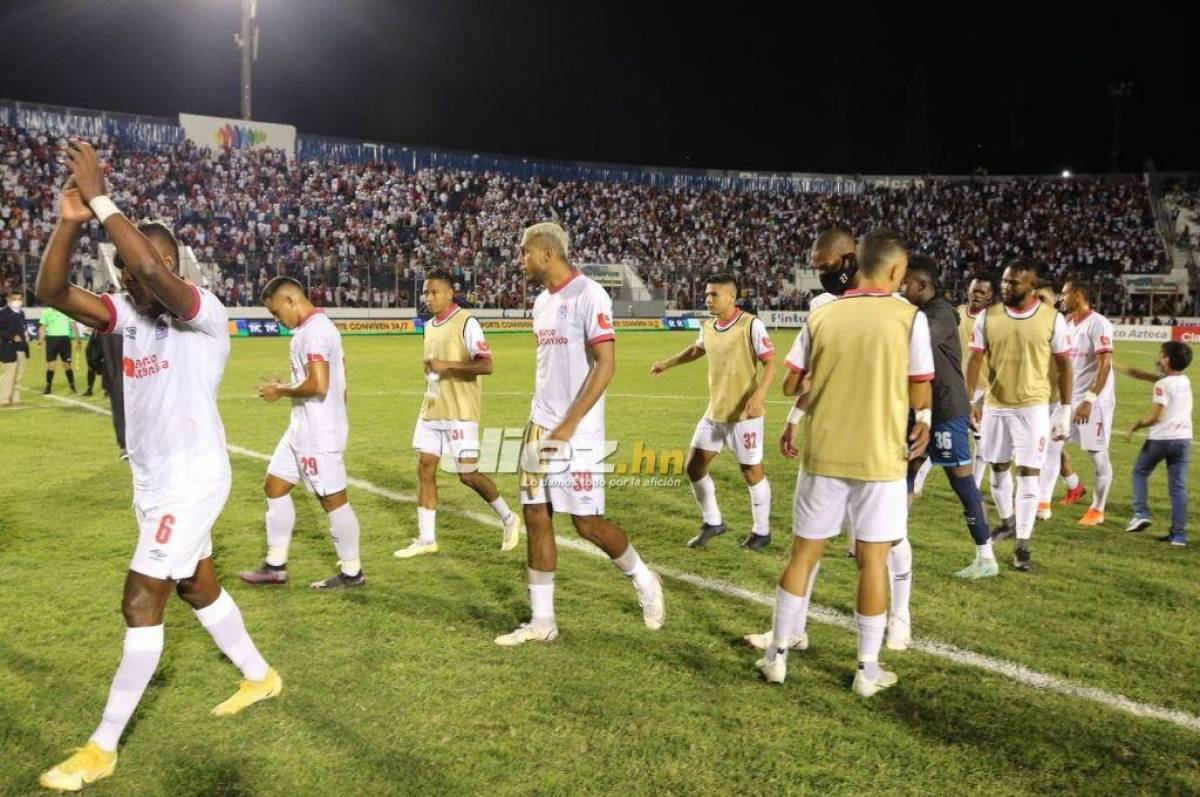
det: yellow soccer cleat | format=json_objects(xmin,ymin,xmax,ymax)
[
  {"xmin": 393, "ymin": 539, "xmax": 439, "ymax": 560},
  {"xmin": 501, "ymin": 513, "xmax": 522, "ymax": 552},
  {"xmin": 1078, "ymin": 509, "xmax": 1105, "ymax": 527},
  {"xmin": 211, "ymin": 667, "xmax": 282, "ymax": 717},
  {"xmin": 38, "ymin": 742, "xmax": 117, "ymax": 792}
]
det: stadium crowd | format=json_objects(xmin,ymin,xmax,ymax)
[{"xmin": 0, "ymin": 124, "xmax": 1174, "ymax": 313}]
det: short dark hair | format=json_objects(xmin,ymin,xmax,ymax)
[
  {"xmin": 136, "ymin": 218, "xmax": 180, "ymax": 265},
  {"xmin": 1035, "ymin": 278, "xmax": 1058, "ymax": 293},
  {"xmin": 1162, "ymin": 341, "xmax": 1193, "ymax": 371},
  {"xmin": 261, "ymin": 276, "xmax": 304, "ymax": 301},
  {"xmin": 423, "ymin": 270, "xmax": 454, "ymax": 288},
  {"xmin": 1064, "ymin": 279, "xmax": 1095, "ymax": 303},
  {"xmin": 968, "ymin": 275, "xmax": 996, "ymax": 295},
  {"xmin": 906, "ymin": 254, "xmax": 939, "ymax": 290},
  {"xmin": 707, "ymin": 273, "xmax": 739, "ymax": 293},
  {"xmin": 1004, "ymin": 257, "xmax": 1041, "ymax": 279},
  {"xmin": 857, "ymin": 228, "xmax": 907, "ymax": 276}
]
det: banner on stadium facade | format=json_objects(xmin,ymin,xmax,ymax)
[
  {"xmin": 615, "ymin": 319, "xmax": 662, "ymax": 330},
  {"xmin": 478, "ymin": 318, "xmax": 534, "ymax": 332},
  {"xmin": 332, "ymin": 319, "xmax": 414, "ymax": 335},
  {"xmin": 1121, "ymin": 274, "xmax": 1184, "ymax": 295},
  {"xmin": 1112, "ymin": 324, "xmax": 1172, "ymax": 342},
  {"xmin": 580, "ymin": 264, "xmax": 625, "ymax": 287},
  {"xmin": 759, "ymin": 310, "xmax": 808, "ymax": 328},
  {"xmin": 179, "ymin": 113, "xmax": 297, "ymax": 156},
  {"xmin": 1171, "ymin": 325, "xmax": 1200, "ymax": 343},
  {"xmin": 662, "ymin": 317, "xmax": 702, "ymax": 330},
  {"xmin": 233, "ymin": 318, "xmax": 293, "ymax": 337}
]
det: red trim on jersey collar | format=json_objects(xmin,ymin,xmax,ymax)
[
  {"xmin": 1005, "ymin": 299, "xmax": 1040, "ymax": 317},
  {"xmin": 842, "ymin": 289, "xmax": 891, "ymax": 297},
  {"xmin": 714, "ymin": 309, "xmax": 743, "ymax": 331},
  {"xmin": 966, "ymin": 307, "xmax": 985, "ymax": 318},
  {"xmin": 548, "ymin": 271, "xmax": 582, "ymax": 294},
  {"xmin": 294, "ymin": 307, "xmax": 325, "ymax": 329},
  {"xmin": 433, "ymin": 304, "xmax": 461, "ymax": 325}
]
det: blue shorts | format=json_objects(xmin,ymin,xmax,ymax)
[{"xmin": 929, "ymin": 416, "xmax": 973, "ymax": 468}]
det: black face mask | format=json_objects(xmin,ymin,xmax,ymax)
[{"xmin": 818, "ymin": 255, "xmax": 857, "ymax": 296}]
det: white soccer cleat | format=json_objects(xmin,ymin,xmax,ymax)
[
  {"xmin": 852, "ymin": 667, "xmax": 898, "ymax": 697},
  {"xmin": 393, "ymin": 539, "xmax": 439, "ymax": 559},
  {"xmin": 885, "ymin": 618, "xmax": 911, "ymax": 651},
  {"xmin": 501, "ymin": 513, "xmax": 522, "ymax": 552},
  {"xmin": 493, "ymin": 622, "xmax": 559, "ymax": 647},
  {"xmin": 637, "ymin": 572, "xmax": 665, "ymax": 630},
  {"xmin": 755, "ymin": 654, "xmax": 787, "ymax": 684},
  {"xmin": 743, "ymin": 630, "xmax": 809, "ymax": 652}
]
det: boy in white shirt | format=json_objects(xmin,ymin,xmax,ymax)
[{"xmin": 1119, "ymin": 342, "xmax": 1193, "ymax": 546}]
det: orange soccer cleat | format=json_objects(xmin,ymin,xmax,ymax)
[{"xmin": 1078, "ymin": 509, "xmax": 1105, "ymax": 527}]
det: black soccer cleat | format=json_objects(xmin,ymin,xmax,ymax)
[
  {"xmin": 991, "ymin": 519, "xmax": 1016, "ymax": 542},
  {"xmin": 1012, "ymin": 547, "xmax": 1032, "ymax": 572},
  {"xmin": 687, "ymin": 522, "xmax": 726, "ymax": 549},
  {"xmin": 310, "ymin": 569, "xmax": 366, "ymax": 590},
  {"xmin": 739, "ymin": 533, "xmax": 772, "ymax": 551}
]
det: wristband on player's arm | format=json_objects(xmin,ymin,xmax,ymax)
[
  {"xmin": 87, "ymin": 195, "xmax": 121, "ymax": 224},
  {"xmin": 786, "ymin": 406, "xmax": 805, "ymax": 425},
  {"xmin": 914, "ymin": 408, "xmax": 932, "ymax": 427}
]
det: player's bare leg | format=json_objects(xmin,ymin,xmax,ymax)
[
  {"xmin": 178, "ymin": 558, "xmax": 281, "ymax": 715},
  {"xmin": 495, "ymin": 502, "xmax": 558, "ymax": 645},
  {"xmin": 853, "ymin": 540, "xmax": 899, "ymax": 696},
  {"xmin": 685, "ymin": 447, "xmax": 724, "ymax": 547},
  {"xmin": 456, "ymin": 457, "xmax": 521, "ymax": 551},
  {"xmin": 739, "ymin": 462, "xmax": 772, "ymax": 550},
  {"xmin": 397, "ymin": 453, "xmax": 442, "ymax": 558},
  {"xmin": 310, "ymin": 489, "xmax": 365, "ymax": 589},
  {"xmin": 755, "ymin": 536, "xmax": 823, "ymax": 682},
  {"xmin": 240, "ymin": 474, "xmax": 296, "ymax": 585},
  {"xmin": 572, "ymin": 514, "xmax": 664, "ymax": 629}
]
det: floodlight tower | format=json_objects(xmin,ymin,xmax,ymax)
[{"xmin": 233, "ymin": 0, "xmax": 259, "ymax": 120}]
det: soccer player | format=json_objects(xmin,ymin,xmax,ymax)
[
  {"xmin": 395, "ymin": 269, "xmax": 521, "ymax": 558},
  {"xmin": 966, "ymin": 260, "xmax": 1072, "ymax": 572},
  {"xmin": 958, "ymin": 277, "xmax": 995, "ymax": 490},
  {"xmin": 1032, "ymin": 281, "xmax": 1070, "ymax": 520},
  {"xmin": 39, "ymin": 304, "xmax": 76, "ymax": 394},
  {"xmin": 238, "ymin": 276, "xmax": 366, "ymax": 589},
  {"xmin": 36, "ymin": 141, "xmax": 278, "ymax": 793},
  {"xmin": 650, "ymin": 274, "xmax": 777, "ymax": 550},
  {"xmin": 495, "ymin": 222, "xmax": 664, "ymax": 646},
  {"xmin": 757, "ymin": 229, "xmax": 933, "ymax": 697},
  {"xmin": 1055, "ymin": 279, "xmax": 1115, "ymax": 526},
  {"xmin": 901, "ymin": 257, "xmax": 996, "ymax": 580},
  {"xmin": 1120, "ymin": 342, "xmax": 1192, "ymax": 546}
]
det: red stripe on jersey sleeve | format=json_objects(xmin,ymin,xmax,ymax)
[
  {"xmin": 181, "ymin": 284, "xmax": 203, "ymax": 322},
  {"xmin": 586, "ymin": 333, "xmax": 615, "ymax": 345},
  {"xmin": 908, "ymin": 372, "xmax": 935, "ymax": 382},
  {"xmin": 785, "ymin": 361, "xmax": 806, "ymax": 375},
  {"xmin": 98, "ymin": 294, "xmax": 117, "ymax": 334}
]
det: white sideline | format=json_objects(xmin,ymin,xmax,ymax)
[{"xmin": 31, "ymin": 389, "xmax": 1200, "ymax": 734}]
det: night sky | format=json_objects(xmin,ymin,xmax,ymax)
[{"xmin": 0, "ymin": 0, "xmax": 1195, "ymax": 175}]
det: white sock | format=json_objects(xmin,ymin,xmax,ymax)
[
  {"xmin": 1089, "ymin": 450, "xmax": 1113, "ymax": 511},
  {"xmin": 417, "ymin": 506, "xmax": 436, "ymax": 543},
  {"xmin": 1039, "ymin": 438, "xmax": 1064, "ymax": 503},
  {"xmin": 264, "ymin": 494, "xmax": 295, "ymax": 567},
  {"xmin": 973, "ymin": 456, "xmax": 988, "ymax": 489},
  {"xmin": 90, "ymin": 625, "xmax": 163, "ymax": 752},
  {"xmin": 329, "ymin": 504, "xmax": 361, "ymax": 575},
  {"xmin": 528, "ymin": 568, "xmax": 555, "ymax": 628},
  {"xmin": 856, "ymin": 612, "xmax": 887, "ymax": 679},
  {"xmin": 887, "ymin": 539, "xmax": 913, "ymax": 625},
  {"xmin": 912, "ymin": 458, "xmax": 933, "ymax": 494},
  {"xmin": 990, "ymin": 468, "xmax": 1014, "ymax": 521},
  {"xmin": 194, "ymin": 589, "xmax": 270, "ymax": 681},
  {"xmin": 976, "ymin": 541, "xmax": 995, "ymax": 561},
  {"xmin": 612, "ymin": 544, "xmax": 655, "ymax": 592},
  {"xmin": 790, "ymin": 562, "xmax": 821, "ymax": 642},
  {"xmin": 491, "ymin": 497, "xmax": 513, "ymax": 523},
  {"xmin": 748, "ymin": 479, "xmax": 771, "ymax": 536},
  {"xmin": 1015, "ymin": 475, "xmax": 1039, "ymax": 541},
  {"xmin": 769, "ymin": 586, "xmax": 805, "ymax": 661},
  {"xmin": 1064, "ymin": 472, "xmax": 1080, "ymax": 490},
  {"xmin": 690, "ymin": 474, "xmax": 723, "ymax": 526}
]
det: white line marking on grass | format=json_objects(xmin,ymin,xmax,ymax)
[{"xmin": 32, "ymin": 390, "xmax": 1200, "ymax": 733}]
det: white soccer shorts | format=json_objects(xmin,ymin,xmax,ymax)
[
  {"xmin": 688, "ymin": 416, "xmax": 765, "ymax": 466},
  {"xmin": 130, "ymin": 476, "xmax": 231, "ymax": 581},
  {"xmin": 1068, "ymin": 401, "xmax": 1114, "ymax": 451},
  {"xmin": 268, "ymin": 437, "xmax": 349, "ymax": 497},
  {"xmin": 979, "ymin": 404, "xmax": 1050, "ymax": 469},
  {"xmin": 792, "ymin": 470, "xmax": 908, "ymax": 543},
  {"xmin": 519, "ymin": 425, "xmax": 606, "ymax": 516},
  {"xmin": 412, "ymin": 418, "xmax": 481, "ymax": 460}
]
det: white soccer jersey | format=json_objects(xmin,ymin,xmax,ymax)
[
  {"xmin": 287, "ymin": 310, "xmax": 348, "ymax": 453},
  {"xmin": 1068, "ymin": 310, "xmax": 1115, "ymax": 406},
  {"xmin": 529, "ymin": 272, "xmax": 614, "ymax": 438},
  {"xmin": 1149, "ymin": 375, "xmax": 1193, "ymax": 441},
  {"xmin": 99, "ymin": 285, "xmax": 231, "ymax": 491},
  {"xmin": 809, "ymin": 291, "xmax": 837, "ymax": 312}
]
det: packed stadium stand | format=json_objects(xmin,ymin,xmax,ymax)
[{"xmin": 1, "ymin": 100, "xmax": 1191, "ymax": 316}]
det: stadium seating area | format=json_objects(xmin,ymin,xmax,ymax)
[{"xmin": 0, "ymin": 121, "xmax": 1175, "ymax": 314}]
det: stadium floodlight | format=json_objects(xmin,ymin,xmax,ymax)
[{"xmin": 1061, "ymin": 170, "xmax": 1072, "ymax": 178}]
